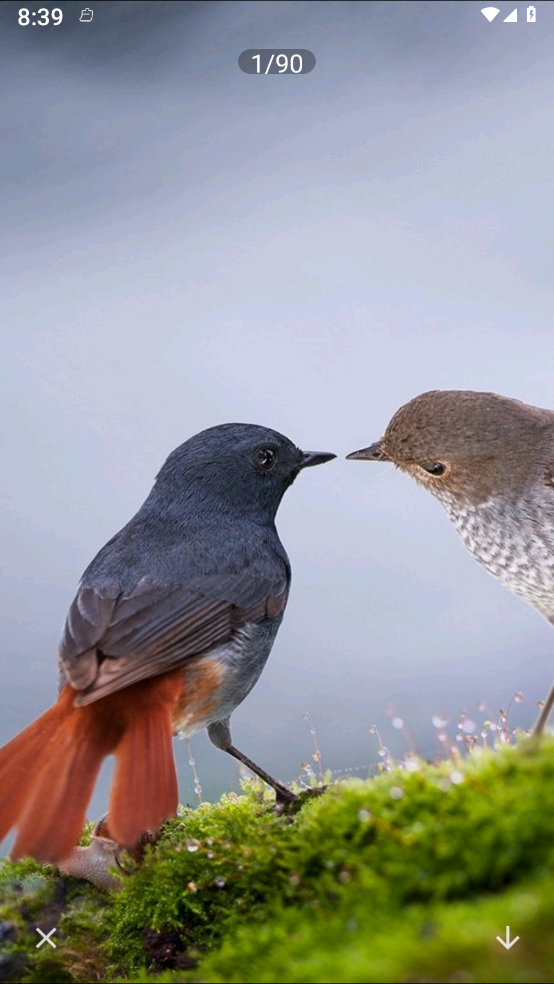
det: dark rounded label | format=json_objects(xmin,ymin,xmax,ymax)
[{"xmin": 238, "ymin": 50, "xmax": 316, "ymax": 75}]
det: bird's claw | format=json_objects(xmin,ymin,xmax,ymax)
[
  {"xmin": 274, "ymin": 783, "xmax": 327, "ymax": 815},
  {"xmin": 57, "ymin": 829, "xmax": 123, "ymax": 891},
  {"xmin": 56, "ymin": 817, "xmax": 159, "ymax": 891}
]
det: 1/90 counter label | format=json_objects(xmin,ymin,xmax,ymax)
[{"xmin": 238, "ymin": 50, "xmax": 316, "ymax": 75}]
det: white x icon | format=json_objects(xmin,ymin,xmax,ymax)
[{"xmin": 36, "ymin": 927, "xmax": 57, "ymax": 948}]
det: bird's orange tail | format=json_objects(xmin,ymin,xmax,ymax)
[{"xmin": 0, "ymin": 671, "xmax": 183, "ymax": 863}]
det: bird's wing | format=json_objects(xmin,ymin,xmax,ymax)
[{"xmin": 59, "ymin": 571, "xmax": 289, "ymax": 705}]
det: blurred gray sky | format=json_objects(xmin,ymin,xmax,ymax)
[{"xmin": 1, "ymin": 1, "xmax": 553, "ymax": 836}]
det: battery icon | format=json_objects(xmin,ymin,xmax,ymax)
[{"xmin": 527, "ymin": 5, "xmax": 536, "ymax": 20}]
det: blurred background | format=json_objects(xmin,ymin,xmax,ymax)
[{"xmin": 1, "ymin": 0, "xmax": 553, "ymax": 837}]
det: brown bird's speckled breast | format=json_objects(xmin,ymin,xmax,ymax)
[{"xmin": 440, "ymin": 491, "xmax": 554, "ymax": 623}]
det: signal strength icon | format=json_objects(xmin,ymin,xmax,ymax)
[{"xmin": 481, "ymin": 7, "xmax": 500, "ymax": 20}]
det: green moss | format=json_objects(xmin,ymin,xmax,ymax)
[
  {"xmin": 0, "ymin": 854, "xmax": 110, "ymax": 983},
  {"xmin": 190, "ymin": 875, "xmax": 554, "ymax": 984},
  {"xmin": 2, "ymin": 740, "xmax": 554, "ymax": 982}
]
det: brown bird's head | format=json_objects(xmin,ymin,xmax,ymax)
[{"xmin": 347, "ymin": 390, "xmax": 554, "ymax": 506}]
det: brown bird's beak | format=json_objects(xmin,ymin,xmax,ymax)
[
  {"xmin": 346, "ymin": 441, "xmax": 389, "ymax": 462},
  {"xmin": 300, "ymin": 451, "xmax": 337, "ymax": 468}
]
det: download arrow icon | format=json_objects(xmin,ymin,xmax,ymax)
[{"xmin": 496, "ymin": 927, "xmax": 520, "ymax": 950}]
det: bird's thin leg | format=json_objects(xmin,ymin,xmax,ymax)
[
  {"xmin": 225, "ymin": 744, "xmax": 297, "ymax": 806},
  {"xmin": 207, "ymin": 720, "xmax": 298, "ymax": 807},
  {"xmin": 532, "ymin": 681, "xmax": 554, "ymax": 736}
]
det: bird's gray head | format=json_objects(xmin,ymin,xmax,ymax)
[
  {"xmin": 151, "ymin": 423, "xmax": 336, "ymax": 521},
  {"xmin": 347, "ymin": 390, "xmax": 553, "ymax": 506}
]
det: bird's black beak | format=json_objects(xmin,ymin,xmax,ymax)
[
  {"xmin": 300, "ymin": 451, "xmax": 337, "ymax": 468},
  {"xmin": 346, "ymin": 441, "xmax": 389, "ymax": 462}
]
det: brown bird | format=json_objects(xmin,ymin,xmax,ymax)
[{"xmin": 347, "ymin": 389, "xmax": 554, "ymax": 735}]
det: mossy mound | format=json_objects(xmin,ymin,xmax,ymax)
[{"xmin": 1, "ymin": 740, "xmax": 554, "ymax": 983}]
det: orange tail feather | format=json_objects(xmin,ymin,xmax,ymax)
[
  {"xmin": 0, "ymin": 671, "xmax": 183, "ymax": 863},
  {"xmin": 108, "ymin": 672, "xmax": 181, "ymax": 847}
]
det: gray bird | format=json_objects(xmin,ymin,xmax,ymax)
[
  {"xmin": 347, "ymin": 389, "xmax": 554, "ymax": 735},
  {"xmin": 0, "ymin": 423, "xmax": 335, "ymax": 874}
]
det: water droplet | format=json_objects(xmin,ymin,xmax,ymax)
[
  {"xmin": 432, "ymin": 714, "xmax": 449, "ymax": 729},
  {"xmin": 188, "ymin": 756, "xmax": 196, "ymax": 766},
  {"xmin": 338, "ymin": 869, "xmax": 351, "ymax": 883},
  {"xmin": 450, "ymin": 771, "xmax": 463, "ymax": 785},
  {"xmin": 389, "ymin": 786, "xmax": 403, "ymax": 800},
  {"xmin": 514, "ymin": 691, "xmax": 524, "ymax": 703},
  {"xmin": 460, "ymin": 718, "xmax": 476, "ymax": 734},
  {"xmin": 358, "ymin": 809, "xmax": 371, "ymax": 823},
  {"xmin": 214, "ymin": 876, "xmax": 226, "ymax": 888},
  {"xmin": 206, "ymin": 852, "xmax": 214, "ymax": 859},
  {"xmin": 187, "ymin": 881, "xmax": 197, "ymax": 892},
  {"xmin": 186, "ymin": 840, "xmax": 200, "ymax": 853},
  {"xmin": 405, "ymin": 757, "xmax": 421, "ymax": 772},
  {"xmin": 302, "ymin": 713, "xmax": 310, "ymax": 722},
  {"xmin": 368, "ymin": 725, "xmax": 377, "ymax": 734},
  {"xmin": 392, "ymin": 717, "xmax": 404, "ymax": 729}
]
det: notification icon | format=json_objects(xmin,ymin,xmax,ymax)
[{"xmin": 80, "ymin": 8, "xmax": 93, "ymax": 21}]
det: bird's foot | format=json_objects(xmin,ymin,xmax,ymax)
[
  {"xmin": 57, "ymin": 817, "xmax": 158, "ymax": 891},
  {"xmin": 298, "ymin": 783, "xmax": 327, "ymax": 801},
  {"xmin": 274, "ymin": 783, "xmax": 327, "ymax": 815},
  {"xmin": 273, "ymin": 785, "xmax": 298, "ymax": 814},
  {"xmin": 57, "ymin": 817, "xmax": 122, "ymax": 891}
]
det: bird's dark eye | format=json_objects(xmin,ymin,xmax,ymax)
[
  {"xmin": 423, "ymin": 462, "xmax": 446, "ymax": 476},
  {"xmin": 256, "ymin": 448, "xmax": 278, "ymax": 470}
]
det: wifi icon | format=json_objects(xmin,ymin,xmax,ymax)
[{"xmin": 481, "ymin": 6, "xmax": 500, "ymax": 20}]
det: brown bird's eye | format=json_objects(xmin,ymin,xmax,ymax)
[
  {"xmin": 423, "ymin": 463, "xmax": 446, "ymax": 476},
  {"xmin": 256, "ymin": 448, "xmax": 278, "ymax": 470}
]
